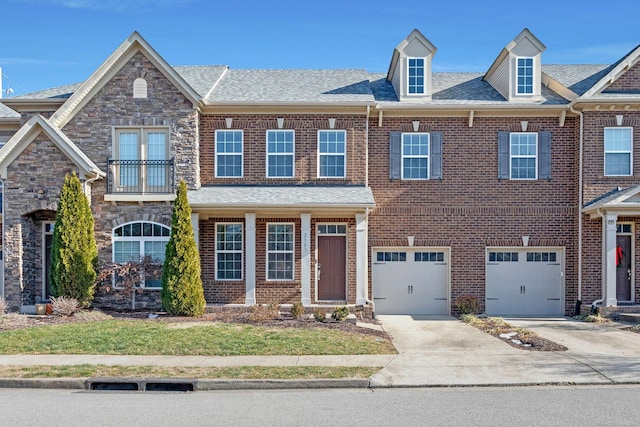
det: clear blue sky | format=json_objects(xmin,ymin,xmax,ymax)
[{"xmin": 1, "ymin": 0, "xmax": 639, "ymax": 96}]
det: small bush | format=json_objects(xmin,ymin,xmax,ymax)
[
  {"xmin": 331, "ymin": 306, "xmax": 349, "ymax": 322},
  {"xmin": 455, "ymin": 294, "xmax": 480, "ymax": 315},
  {"xmin": 290, "ymin": 302, "xmax": 305, "ymax": 319},
  {"xmin": 313, "ymin": 308, "xmax": 326, "ymax": 322},
  {"xmin": 49, "ymin": 296, "xmax": 79, "ymax": 316},
  {"xmin": 249, "ymin": 303, "xmax": 281, "ymax": 322},
  {"xmin": 0, "ymin": 297, "xmax": 7, "ymax": 316}
]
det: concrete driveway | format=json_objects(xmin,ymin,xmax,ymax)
[{"xmin": 370, "ymin": 315, "xmax": 640, "ymax": 387}]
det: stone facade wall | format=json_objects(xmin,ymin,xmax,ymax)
[
  {"xmin": 367, "ymin": 115, "xmax": 580, "ymax": 314},
  {"xmin": 3, "ymin": 136, "xmax": 78, "ymax": 308}
]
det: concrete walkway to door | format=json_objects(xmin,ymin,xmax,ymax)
[{"xmin": 369, "ymin": 315, "xmax": 640, "ymax": 387}]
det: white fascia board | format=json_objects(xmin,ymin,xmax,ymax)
[{"xmin": 582, "ymin": 45, "xmax": 640, "ymax": 98}]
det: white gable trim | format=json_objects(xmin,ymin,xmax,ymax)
[
  {"xmin": 0, "ymin": 114, "xmax": 105, "ymax": 179},
  {"xmin": 582, "ymin": 45, "xmax": 640, "ymax": 98},
  {"xmin": 50, "ymin": 31, "xmax": 201, "ymax": 129},
  {"xmin": 484, "ymin": 28, "xmax": 546, "ymax": 82},
  {"xmin": 387, "ymin": 28, "xmax": 436, "ymax": 82}
]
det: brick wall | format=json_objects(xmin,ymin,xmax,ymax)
[
  {"xmin": 199, "ymin": 114, "xmax": 367, "ymax": 185},
  {"xmin": 368, "ymin": 115, "xmax": 579, "ymax": 314},
  {"xmin": 605, "ymin": 62, "xmax": 640, "ymax": 92}
]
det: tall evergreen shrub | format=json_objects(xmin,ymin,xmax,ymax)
[
  {"xmin": 49, "ymin": 173, "xmax": 98, "ymax": 306},
  {"xmin": 161, "ymin": 181, "xmax": 206, "ymax": 316}
]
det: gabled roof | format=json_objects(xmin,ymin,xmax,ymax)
[
  {"xmin": 174, "ymin": 65, "xmax": 228, "ymax": 98},
  {"xmin": 582, "ymin": 185, "xmax": 640, "ymax": 217},
  {"xmin": 49, "ymin": 31, "xmax": 201, "ymax": 128},
  {"xmin": 484, "ymin": 28, "xmax": 546, "ymax": 81},
  {"xmin": 0, "ymin": 102, "xmax": 20, "ymax": 119},
  {"xmin": 387, "ymin": 29, "xmax": 436, "ymax": 82},
  {"xmin": 0, "ymin": 114, "xmax": 105, "ymax": 179},
  {"xmin": 8, "ymin": 83, "xmax": 82, "ymax": 100},
  {"xmin": 581, "ymin": 45, "xmax": 640, "ymax": 98}
]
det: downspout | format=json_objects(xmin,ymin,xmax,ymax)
[
  {"xmin": 82, "ymin": 172, "xmax": 102, "ymax": 203},
  {"xmin": 570, "ymin": 104, "xmax": 584, "ymax": 315},
  {"xmin": 364, "ymin": 106, "xmax": 375, "ymax": 318}
]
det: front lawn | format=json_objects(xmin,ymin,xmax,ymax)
[{"xmin": 0, "ymin": 320, "xmax": 396, "ymax": 356}]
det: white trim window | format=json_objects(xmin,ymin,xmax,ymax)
[
  {"xmin": 510, "ymin": 132, "xmax": 538, "ymax": 180},
  {"xmin": 266, "ymin": 130, "xmax": 295, "ymax": 178},
  {"xmin": 402, "ymin": 132, "xmax": 429, "ymax": 179},
  {"xmin": 216, "ymin": 223, "xmax": 243, "ymax": 280},
  {"xmin": 604, "ymin": 127, "xmax": 633, "ymax": 176},
  {"xmin": 318, "ymin": 130, "xmax": 346, "ymax": 178},
  {"xmin": 114, "ymin": 127, "xmax": 169, "ymax": 189},
  {"xmin": 112, "ymin": 221, "xmax": 170, "ymax": 288},
  {"xmin": 267, "ymin": 223, "xmax": 294, "ymax": 280},
  {"xmin": 215, "ymin": 130, "xmax": 243, "ymax": 178},
  {"xmin": 516, "ymin": 57, "xmax": 534, "ymax": 95},
  {"xmin": 407, "ymin": 57, "xmax": 425, "ymax": 94}
]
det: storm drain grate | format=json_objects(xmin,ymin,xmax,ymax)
[
  {"xmin": 89, "ymin": 381, "xmax": 139, "ymax": 391},
  {"xmin": 86, "ymin": 378, "xmax": 197, "ymax": 392},
  {"xmin": 145, "ymin": 381, "xmax": 195, "ymax": 392}
]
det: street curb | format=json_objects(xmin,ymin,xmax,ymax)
[{"xmin": 0, "ymin": 377, "xmax": 371, "ymax": 391}]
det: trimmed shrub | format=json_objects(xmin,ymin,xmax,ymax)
[
  {"xmin": 49, "ymin": 173, "xmax": 98, "ymax": 307},
  {"xmin": 49, "ymin": 296, "xmax": 79, "ymax": 316},
  {"xmin": 161, "ymin": 181, "xmax": 206, "ymax": 316},
  {"xmin": 249, "ymin": 303, "xmax": 281, "ymax": 322},
  {"xmin": 455, "ymin": 294, "xmax": 480, "ymax": 315},
  {"xmin": 313, "ymin": 308, "xmax": 326, "ymax": 322},
  {"xmin": 331, "ymin": 306, "xmax": 349, "ymax": 321},
  {"xmin": 290, "ymin": 302, "xmax": 305, "ymax": 319}
]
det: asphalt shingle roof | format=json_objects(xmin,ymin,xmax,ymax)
[
  {"xmin": 174, "ymin": 65, "xmax": 227, "ymax": 98},
  {"xmin": 0, "ymin": 102, "xmax": 19, "ymax": 119},
  {"xmin": 9, "ymin": 83, "xmax": 82, "ymax": 100},
  {"xmin": 188, "ymin": 185, "xmax": 375, "ymax": 208},
  {"xmin": 205, "ymin": 69, "xmax": 375, "ymax": 103},
  {"xmin": 542, "ymin": 64, "xmax": 611, "ymax": 96}
]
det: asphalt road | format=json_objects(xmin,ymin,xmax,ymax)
[{"xmin": 2, "ymin": 385, "xmax": 640, "ymax": 426}]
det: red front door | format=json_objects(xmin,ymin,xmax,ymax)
[{"xmin": 317, "ymin": 235, "xmax": 346, "ymax": 301}]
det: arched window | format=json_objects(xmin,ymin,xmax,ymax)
[
  {"xmin": 133, "ymin": 78, "xmax": 148, "ymax": 99},
  {"xmin": 112, "ymin": 221, "xmax": 170, "ymax": 288}
]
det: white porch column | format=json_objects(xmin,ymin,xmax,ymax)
[
  {"xmin": 355, "ymin": 213, "xmax": 367, "ymax": 306},
  {"xmin": 190, "ymin": 213, "xmax": 199, "ymax": 247},
  {"xmin": 245, "ymin": 213, "xmax": 256, "ymax": 305},
  {"xmin": 604, "ymin": 214, "xmax": 618, "ymax": 307},
  {"xmin": 300, "ymin": 213, "xmax": 312, "ymax": 306}
]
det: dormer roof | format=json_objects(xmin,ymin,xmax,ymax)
[
  {"xmin": 386, "ymin": 29, "xmax": 437, "ymax": 101},
  {"xmin": 484, "ymin": 28, "xmax": 546, "ymax": 102}
]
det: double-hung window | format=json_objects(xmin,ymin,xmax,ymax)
[
  {"xmin": 604, "ymin": 127, "xmax": 633, "ymax": 176},
  {"xmin": 267, "ymin": 223, "xmax": 294, "ymax": 280},
  {"xmin": 216, "ymin": 223, "xmax": 243, "ymax": 280},
  {"xmin": 318, "ymin": 130, "xmax": 346, "ymax": 178},
  {"xmin": 402, "ymin": 133, "xmax": 429, "ymax": 179},
  {"xmin": 266, "ymin": 130, "xmax": 294, "ymax": 178},
  {"xmin": 115, "ymin": 128, "xmax": 169, "ymax": 191},
  {"xmin": 215, "ymin": 130, "xmax": 243, "ymax": 178},
  {"xmin": 408, "ymin": 58, "xmax": 425, "ymax": 94},
  {"xmin": 112, "ymin": 221, "xmax": 170, "ymax": 288},
  {"xmin": 510, "ymin": 132, "xmax": 538, "ymax": 180},
  {"xmin": 516, "ymin": 57, "xmax": 534, "ymax": 95}
]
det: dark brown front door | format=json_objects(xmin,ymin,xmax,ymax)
[
  {"xmin": 616, "ymin": 235, "xmax": 632, "ymax": 301},
  {"xmin": 317, "ymin": 235, "xmax": 346, "ymax": 300}
]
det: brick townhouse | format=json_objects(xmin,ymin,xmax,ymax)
[{"xmin": 0, "ymin": 28, "xmax": 638, "ymax": 317}]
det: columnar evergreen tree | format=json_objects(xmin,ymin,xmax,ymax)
[
  {"xmin": 49, "ymin": 173, "xmax": 98, "ymax": 306},
  {"xmin": 161, "ymin": 181, "xmax": 206, "ymax": 316}
]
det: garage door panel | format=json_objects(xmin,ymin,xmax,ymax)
[
  {"xmin": 373, "ymin": 249, "xmax": 449, "ymax": 315},
  {"xmin": 486, "ymin": 249, "xmax": 563, "ymax": 316}
]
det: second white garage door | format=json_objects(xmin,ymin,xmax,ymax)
[
  {"xmin": 372, "ymin": 248, "xmax": 449, "ymax": 315},
  {"xmin": 486, "ymin": 248, "xmax": 563, "ymax": 316}
]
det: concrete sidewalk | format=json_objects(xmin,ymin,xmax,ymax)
[{"xmin": 1, "ymin": 315, "xmax": 640, "ymax": 390}]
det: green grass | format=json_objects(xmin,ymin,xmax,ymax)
[
  {"xmin": 0, "ymin": 320, "xmax": 395, "ymax": 356},
  {"xmin": 0, "ymin": 365, "xmax": 379, "ymax": 380}
]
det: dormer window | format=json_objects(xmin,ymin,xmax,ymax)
[
  {"xmin": 408, "ymin": 58, "xmax": 425, "ymax": 94},
  {"xmin": 516, "ymin": 58, "xmax": 534, "ymax": 95}
]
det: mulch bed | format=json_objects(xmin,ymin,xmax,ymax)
[{"xmin": 463, "ymin": 316, "xmax": 568, "ymax": 351}]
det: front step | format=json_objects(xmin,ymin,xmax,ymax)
[{"xmin": 618, "ymin": 313, "xmax": 640, "ymax": 324}]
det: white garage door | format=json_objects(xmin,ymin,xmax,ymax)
[
  {"xmin": 486, "ymin": 248, "xmax": 563, "ymax": 316},
  {"xmin": 372, "ymin": 248, "xmax": 449, "ymax": 315}
]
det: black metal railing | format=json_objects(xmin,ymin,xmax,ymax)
[{"xmin": 107, "ymin": 159, "xmax": 175, "ymax": 194}]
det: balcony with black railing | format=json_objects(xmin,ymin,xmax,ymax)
[{"xmin": 107, "ymin": 159, "xmax": 175, "ymax": 195}]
